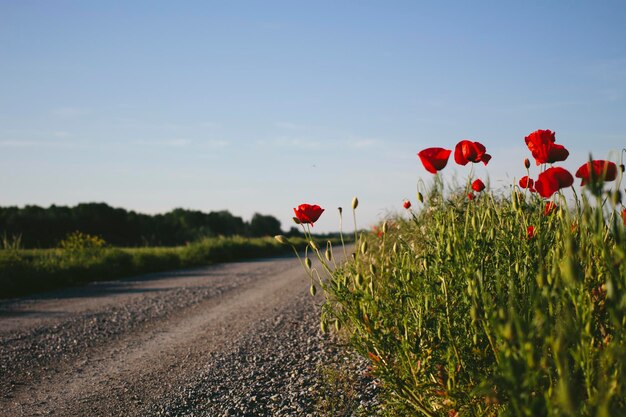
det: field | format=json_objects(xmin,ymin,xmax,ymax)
[{"xmin": 0, "ymin": 235, "xmax": 332, "ymax": 299}]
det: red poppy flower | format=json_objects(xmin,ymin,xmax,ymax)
[
  {"xmin": 471, "ymin": 179, "xmax": 485, "ymax": 192},
  {"xmin": 524, "ymin": 129, "xmax": 569, "ymax": 165},
  {"xmin": 293, "ymin": 204, "xmax": 324, "ymax": 225},
  {"xmin": 403, "ymin": 200, "xmax": 411, "ymax": 209},
  {"xmin": 623, "ymin": 208, "xmax": 626, "ymax": 227},
  {"xmin": 519, "ymin": 176, "xmax": 536, "ymax": 192},
  {"xmin": 418, "ymin": 147, "xmax": 452, "ymax": 174},
  {"xmin": 527, "ymin": 225, "xmax": 535, "ymax": 239},
  {"xmin": 467, "ymin": 192, "xmax": 475, "ymax": 200},
  {"xmin": 575, "ymin": 160, "xmax": 618, "ymax": 186},
  {"xmin": 534, "ymin": 167, "xmax": 574, "ymax": 198},
  {"xmin": 454, "ymin": 140, "xmax": 492, "ymax": 166},
  {"xmin": 544, "ymin": 201, "xmax": 557, "ymax": 216}
]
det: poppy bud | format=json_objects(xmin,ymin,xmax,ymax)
[
  {"xmin": 292, "ymin": 217, "xmax": 301, "ymax": 225},
  {"xmin": 370, "ymin": 264, "xmax": 377, "ymax": 275},
  {"xmin": 360, "ymin": 241, "xmax": 368, "ymax": 254},
  {"xmin": 305, "ymin": 257, "xmax": 312, "ymax": 269},
  {"xmin": 620, "ymin": 164, "xmax": 625, "ymax": 173},
  {"xmin": 392, "ymin": 242, "xmax": 398, "ymax": 254},
  {"xmin": 320, "ymin": 319, "xmax": 328, "ymax": 333},
  {"xmin": 325, "ymin": 248, "xmax": 332, "ymax": 262},
  {"xmin": 274, "ymin": 235, "xmax": 289, "ymax": 245},
  {"xmin": 338, "ymin": 207, "xmax": 343, "ymax": 215},
  {"xmin": 310, "ymin": 240, "xmax": 319, "ymax": 251},
  {"xmin": 382, "ymin": 221, "xmax": 388, "ymax": 234},
  {"xmin": 309, "ymin": 284, "xmax": 317, "ymax": 296},
  {"xmin": 417, "ymin": 192, "xmax": 424, "ymax": 203},
  {"xmin": 355, "ymin": 273, "xmax": 364, "ymax": 287},
  {"xmin": 524, "ymin": 158, "xmax": 531, "ymax": 169},
  {"xmin": 352, "ymin": 197, "xmax": 359, "ymax": 209},
  {"xmin": 611, "ymin": 190, "xmax": 622, "ymax": 205},
  {"xmin": 334, "ymin": 319, "xmax": 341, "ymax": 331}
]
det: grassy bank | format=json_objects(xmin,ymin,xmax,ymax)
[
  {"xmin": 0, "ymin": 235, "xmax": 328, "ymax": 299},
  {"xmin": 303, "ymin": 186, "xmax": 625, "ymax": 416}
]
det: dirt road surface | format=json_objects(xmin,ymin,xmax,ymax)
[{"xmin": 0, "ymin": 254, "xmax": 377, "ymax": 416}]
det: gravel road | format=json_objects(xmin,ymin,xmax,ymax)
[{"xmin": 0, "ymin": 254, "xmax": 378, "ymax": 416}]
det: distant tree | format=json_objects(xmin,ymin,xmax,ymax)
[
  {"xmin": 248, "ymin": 213, "xmax": 282, "ymax": 237},
  {"xmin": 0, "ymin": 203, "xmax": 279, "ymax": 248}
]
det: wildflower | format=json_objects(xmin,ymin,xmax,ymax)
[
  {"xmin": 467, "ymin": 192, "xmax": 475, "ymax": 200},
  {"xmin": 519, "ymin": 176, "xmax": 536, "ymax": 192},
  {"xmin": 454, "ymin": 140, "xmax": 491, "ymax": 166},
  {"xmin": 527, "ymin": 225, "xmax": 535, "ymax": 239},
  {"xmin": 471, "ymin": 179, "xmax": 485, "ymax": 192},
  {"xmin": 293, "ymin": 204, "xmax": 324, "ymax": 225},
  {"xmin": 534, "ymin": 167, "xmax": 574, "ymax": 198},
  {"xmin": 623, "ymin": 208, "xmax": 626, "ymax": 227},
  {"xmin": 524, "ymin": 129, "xmax": 569, "ymax": 165},
  {"xmin": 418, "ymin": 147, "xmax": 452, "ymax": 173},
  {"xmin": 575, "ymin": 160, "xmax": 618, "ymax": 186},
  {"xmin": 544, "ymin": 201, "xmax": 557, "ymax": 216},
  {"xmin": 372, "ymin": 226, "xmax": 383, "ymax": 238},
  {"xmin": 403, "ymin": 200, "xmax": 411, "ymax": 209}
]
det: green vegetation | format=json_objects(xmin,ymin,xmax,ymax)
[
  {"xmin": 0, "ymin": 234, "xmax": 322, "ymax": 299},
  {"xmin": 0, "ymin": 202, "xmax": 291, "ymax": 248},
  {"xmin": 296, "ymin": 182, "xmax": 625, "ymax": 416}
]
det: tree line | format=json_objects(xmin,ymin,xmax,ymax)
[{"xmin": 0, "ymin": 203, "xmax": 293, "ymax": 248}]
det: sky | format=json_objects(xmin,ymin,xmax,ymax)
[{"xmin": 1, "ymin": 1, "xmax": 625, "ymax": 233}]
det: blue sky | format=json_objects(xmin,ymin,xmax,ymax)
[{"xmin": 1, "ymin": 1, "xmax": 625, "ymax": 233}]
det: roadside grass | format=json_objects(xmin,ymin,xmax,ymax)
[
  {"xmin": 0, "ymin": 235, "xmax": 335, "ymax": 299},
  {"xmin": 297, "ymin": 182, "xmax": 625, "ymax": 416}
]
